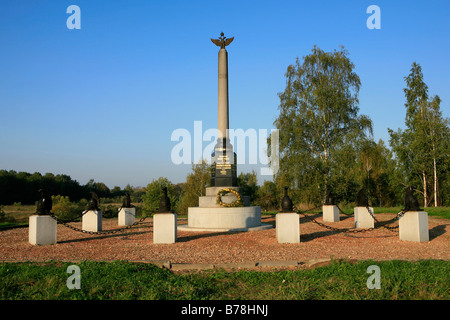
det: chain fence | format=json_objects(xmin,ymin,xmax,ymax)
[
  {"xmin": 2, "ymin": 200, "xmax": 409, "ymax": 238},
  {"xmin": 49, "ymin": 207, "xmax": 152, "ymax": 235},
  {"xmin": 365, "ymin": 205, "xmax": 406, "ymax": 232},
  {"xmin": 294, "ymin": 204, "xmax": 407, "ymax": 234},
  {"xmin": 335, "ymin": 203, "xmax": 354, "ymax": 216}
]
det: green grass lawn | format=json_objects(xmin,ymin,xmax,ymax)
[{"xmin": 0, "ymin": 260, "xmax": 448, "ymax": 300}]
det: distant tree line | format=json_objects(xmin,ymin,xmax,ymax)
[
  {"xmin": 0, "ymin": 170, "xmax": 143, "ymax": 206},
  {"xmin": 0, "ymin": 166, "xmax": 277, "ymax": 215}
]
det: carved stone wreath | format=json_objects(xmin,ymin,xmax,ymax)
[{"xmin": 216, "ymin": 188, "xmax": 243, "ymax": 207}]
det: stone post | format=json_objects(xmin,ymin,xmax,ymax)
[
  {"xmin": 276, "ymin": 213, "xmax": 300, "ymax": 243},
  {"xmin": 399, "ymin": 211, "xmax": 429, "ymax": 242},
  {"xmin": 153, "ymin": 213, "xmax": 177, "ymax": 244},
  {"xmin": 29, "ymin": 215, "xmax": 57, "ymax": 245},
  {"xmin": 82, "ymin": 210, "xmax": 102, "ymax": 232},
  {"xmin": 118, "ymin": 207, "xmax": 135, "ymax": 226},
  {"xmin": 354, "ymin": 206, "xmax": 375, "ymax": 228},
  {"xmin": 323, "ymin": 205, "xmax": 339, "ymax": 222}
]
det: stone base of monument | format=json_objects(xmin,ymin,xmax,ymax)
[
  {"xmin": 276, "ymin": 213, "xmax": 300, "ymax": 243},
  {"xmin": 180, "ymin": 206, "xmax": 272, "ymax": 232},
  {"xmin": 118, "ymin": 207, "xmax": 135, "ymax": 226},
  {"xmin": 322, "ymin": 205, "xmax": 340, "ymax": 222},
  {"xmin": 178, "ymin": 186, "xmax": 272, "ymax": 232},
  {"xmin": 29, "ymin": 215, "xmax": 57, "ymax": 245},
  {"xmin": 82, "ymin": 210, "xmax": 102, "ymax": 232},
  {"xmin": 354, "ymin": 206, "xmax": 375, "ymax": 228},
  {"xmin": 153, "ymin": 213, "xmax": 177, "ymax": 244},
  {"xmin": 399, "ymin": 211, "xmax": 429, "ymax": 242}
]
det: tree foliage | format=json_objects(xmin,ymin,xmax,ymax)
[
  {"xmin": 237, "ymin": 170, "xmax": 258, "ymax": 203},
  {"xmin": 389, "ymin": 62, "xmax": 449, "ymax": 206},
  {"xmin": 0, "ymin": 170, "xmax": 88, "ymax": 205},
  {"xmin": 254, "ymin": 180, "xmax": 279, "ymax": 212},
  {"xmin": 176, "ymin": 160, "xmax": 211, "ymax": 215},
  {"xmin": 272, "ymin": 46, "xmax": 373, "ymax": 205},
  {"xmin": 0, "ymin": 170, "xmax": 146, "ymax": 207},
  {"xmin": 142, "ymin": 177, "xmax": 181, "ymax": 215}
]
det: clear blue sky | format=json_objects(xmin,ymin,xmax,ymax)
[{"xmin": 0, "ymin": 0, "xmax": 449, "ymax": 188}]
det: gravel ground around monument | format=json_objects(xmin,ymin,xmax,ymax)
[{"xmin": 0, "ymin": 214, "xmax": 448, "ymax": 265}]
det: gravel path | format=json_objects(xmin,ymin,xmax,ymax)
[{"xmin": 1, "ymin": 213, "xmax": 448, "ymax": 264}]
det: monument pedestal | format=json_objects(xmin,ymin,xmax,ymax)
[
  {"xmin": 184, "ymin": 206, "xmax": 268, "ymax": 232},
  {"xmin": 354, "ymin": 206, "xmax": 375, "ymax": 228},
  {"xmin": 118, "ymin": 207, "xmax": 135, "ymax": 226},
  {"xmin": 179, "ymin": 186, "xmax": 272, "ymax": 232},
  {"xmin": 29, "ymin": 215, "xmax": 57, "ymax": 245},
  {"xmin": 323, "ymin": 205, "xmax": 339, "ymax": 222},
  {"xmin": 153, "ymin": 213, "xmax": 177, "ymax": 244},
  {"xmin": 82, "ymin": 210, "xmax": 102, "ymax": 232},
  {"xmin": 399, "ymin": 211, "xmax": 429, "ymax": 242},
  {"xmin": 276, "ymin": 213, "xmax": 300, "ymax": 243}
]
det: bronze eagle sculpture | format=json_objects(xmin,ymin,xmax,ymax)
[
  {"xmin": 36, "ymin": 189, "xmax": 52, "ymax": 215},
  {"xmin": 211, "ymin": 32, "xmax": 234, "ymax": 49},
  {"xmin": 87, "ymin": 192, "xmax": 100, "ymax": 211}
]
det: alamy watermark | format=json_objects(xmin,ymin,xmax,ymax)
[
  {"xmin": 67, "ymin": 5, "xmax": 81, "ymax": 30},
  {"xmin": 66, "ymin": 264, "xmax": 81, "ymax": 289},
  {"xmin": 171, "ymin": 121, "xmax": 279, "ymax": 176},
  {"xmin": 65, "ymin": 5, "xmax": 381, "ymax": 31},
  {"xmin": 366, "ymin": 265, "xmax": 381, "ymax": 289},
  {"xmin": 366, "ymin": 5, "xmax": 381, "ymax": 30}
]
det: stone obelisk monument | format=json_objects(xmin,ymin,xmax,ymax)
[
  {"xmin": 210, "ymin": 32, "xmax": 237, "ymax": 187},
  {"xmin": 217, "ymin": 35, "xmax": 230, "ymax": 144},
  {"xmin": 178, "ymin": 33, "xmax": 271, "ymax": 232}
]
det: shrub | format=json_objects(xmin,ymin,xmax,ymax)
[
  {"xmin": 13, "ymin": 202, "xmax": 22, "ymax": 211},
  {"xmin": 0, "ymin": 205, "xmax": 16, "ymax": 224},
  {"xmin": 51, "ymin": 195, "xmax": 84, "ymax": 221},
  {"xmin": 100, "ymin": 204, "xmax": 120, "ymax": 219}
]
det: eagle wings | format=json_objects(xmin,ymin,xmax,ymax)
[{"xmin": 211, "ymin": 35, "xmax": 234, "ymax": 48}]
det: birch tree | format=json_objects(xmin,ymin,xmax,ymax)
[
  {"xmin": 272, "ymin": 46, "xmax": 372, "ymax": 204},
  {"xmin": 389, "ymin": 62, "xmax": 449, "ymax": 207}
]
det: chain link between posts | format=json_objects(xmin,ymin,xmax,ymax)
[
  {"xmin": 49, "ymin": 202, "xmax": 408, "ymax": 236},
  {"xmin": 294, "ymin": 204, "xmax": 407, "ymax": 234},
  {"xmin": 49, "ymin": 207, "xmax": 151, "ymax": 235}
]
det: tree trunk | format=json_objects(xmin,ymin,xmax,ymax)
[
  {"xmin": 433, "ymin": 155, "xmax": 438, "ymax": 207},
  {"xmin": 422, "ymin": 171, "xmax": 428, "ymax": 208},
  {"xmin": 323, "ymin": 173, "xmax": 329, "ymax": 204}
]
